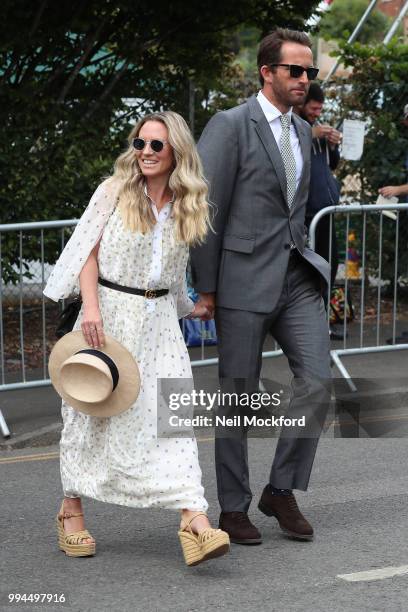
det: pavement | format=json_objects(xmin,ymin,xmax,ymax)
[
  {"xmin": 1, "ymin": 322, "xmax": 408, "ymax": 611},
  {"xmin": 1, "ymin": 437, "xmax": 408, "ymax": 612}
]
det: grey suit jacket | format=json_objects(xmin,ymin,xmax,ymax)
[{"xmin": 190, "ymin": 94, "xmax": 330, "ymax": 313}]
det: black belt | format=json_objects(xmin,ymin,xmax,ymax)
[{"xmin": 98, "ymin": 277, "xmax": 169, "ymax": 299}]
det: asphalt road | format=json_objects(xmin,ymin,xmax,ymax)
[
  {"xmin": 1, "ymin": 436, "xmax": 408, "ymax": 612},
  {"xmin": 1, "ymin": 320, "xmax": 408, "ymax": 611}
]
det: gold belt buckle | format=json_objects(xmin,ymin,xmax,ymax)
[{"xmin": 145, "ymin": 289, "xmax": 157, "ymax": 299}]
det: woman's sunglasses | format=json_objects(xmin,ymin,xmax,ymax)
[
  {"xmin": 132, "ymin": 138, "xmax": 168, "ymax": 153},
  {"xmin": 270, "ymin": 64, "xmax": 319, "ymax": 80}
]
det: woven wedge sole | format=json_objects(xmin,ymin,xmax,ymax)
[
  {"xmin": 178, "ymin": 527, "xmax": 230, "ymax": 566},
  {"xmin": 200, "ymin": 530, "xmax": 230, "ymax": 561},
  {"xmin": 178, "ymin": 530, "xmax": 204, "ymax": 566},
  {"xmin": 178, "ymin": 511, "xmax": 230, "ymax": 566},
  {"xmin": 56, "ymin": 513, "xmax": 96, "ymax": 557}
]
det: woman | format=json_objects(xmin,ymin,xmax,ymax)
[{"xmin": 44, "ymin": 111, "xmax": 230, "ymax": 566}]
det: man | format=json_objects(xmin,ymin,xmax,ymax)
[
  {"xmin": 296, "ymin": 83, "xmax": 343, "ymax": 338},
  {"xmin": 378, "ymin": 103, "xmax": 408, "ymax": 201},
  {"xmin": 379, "ymin": 103, "xmax": 408, "ymax": 345},
  {"xmin": 191, "ymin": 28, "xmax": 331, "ymax": 545}
]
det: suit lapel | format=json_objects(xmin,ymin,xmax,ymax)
[
  {"xmin": 248, "ymin": 96, "xmax": 289, "ymax": 209},
  {"xmin": 248, "ymin": 96, "xmax": 311, "ymax": 215}
]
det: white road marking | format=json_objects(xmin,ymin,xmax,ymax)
[{"xmin": 338, "ymin": 565, "xmax": 408, "ymax": 582}]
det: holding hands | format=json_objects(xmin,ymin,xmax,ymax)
[{"xmin": 186, "ymin": 293, "xmax": 216, "ymax": 321}]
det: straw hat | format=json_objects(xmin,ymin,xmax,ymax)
[{"xmin": 49, "ymin": 331, "xmax": 140, "ymax": 417}]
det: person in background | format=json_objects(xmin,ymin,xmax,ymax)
[
  {"xmin": 296, "ymin": 82, "xmax": 343, "ymax": 339},
  {"xmin": 379, "ymin": 103, "xmax": 408, "ymax": 201},
  {"xmin": 379, "ymin": 183, "xmax": 408, "ymax": 199},
  {"xmin": 379, "ymin": 103, "xmax": 408, "ymax": 345}
]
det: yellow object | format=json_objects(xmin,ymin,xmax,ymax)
[
  {"xmin": 178, "ymin": 512, "xmax": 230, "ymax": 566},
  {"xmin": 56, "ymin": 502, "xmax": 96, "ymax": 557},
  {"xmin": 346, "ymin": 260, "xmax": 361, "ymax": 279},
  {"xmin": 346, "ymin": 230, "xmax": 360, "ymax": 279}
]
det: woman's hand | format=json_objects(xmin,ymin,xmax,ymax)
[
  {"xmin": 79, "ymin": 240, "xmax": 103, "ymax": 348},
  {"xmin": 81, "ymin": 305, "xmax": 105, "ymax": 348},
  {"xmin": 185, "ymin": 301, "xmax": 211, "ymax": 320}
]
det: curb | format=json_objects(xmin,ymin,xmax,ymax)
[{"xmin": 0, "ymin": 422, "xmax": 62, "ymax": 451}]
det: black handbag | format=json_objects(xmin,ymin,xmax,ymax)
[{"xmin": 55, "ymin": 295, "xmax": 82, "ymax": 339}]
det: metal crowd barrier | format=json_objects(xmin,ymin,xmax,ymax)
[
  {"xmin": 0, "ymin": 216, "xmax": 282, "ymax": 438},
  {"xmin": 1, "ymin": 204, "xmax": 407, "ymax": 437},
  {"xmin": 309, "ymin": 203, "xmax": 408, "ymax": 391},
  {"xmin": 0, "ymin": 220, "xmax": 78, "ymax": 437}
]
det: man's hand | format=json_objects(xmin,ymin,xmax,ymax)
[
  {"xmin": 327, "ymin": 127, "xmax": 342, "ymax": 147},
  {"xmin": 379, "ymin": 185, "xmax": 408, "ymax": 198},
  {"xmin": 312, "ymin": 124, "xmax": 332, "ymax": 139},
  {"xmin": 196, "ymin": 292, "xmax": 216, "ymax": 320},
  {"xmin": 312, "ymin": 124, "xmax": 342, "ymax": 146}
]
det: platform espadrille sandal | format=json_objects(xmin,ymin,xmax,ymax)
[
  {"xmin": 178, "ymin": 512, "xmax": 230, "ymax": 566},
  {"xmin": 56, "ymin": 502, "xmax": 96, "ymax": 557}
]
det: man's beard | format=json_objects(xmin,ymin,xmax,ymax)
[
  {"xmin": 288, "ymin": 87, "xmax": 307, "ymax": 108},
  {"xmin": 274, "ymin": 84, "xmax": 306, "ymax": 109}
]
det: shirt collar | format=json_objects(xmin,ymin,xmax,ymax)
[{"xmin": 257, "ymin": 90, "xmax": 293, "ymax": 124}]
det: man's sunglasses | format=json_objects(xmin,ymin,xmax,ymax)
[
  {"xmin": 270, "ymin": 64, "xmax": 319, "ymax": 80},
  {"xmin": 132, "ymin": 138, "xmax": 168, "ymax": 153}
]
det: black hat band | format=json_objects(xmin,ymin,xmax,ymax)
[{"xmin": 75, "ymin": 349, "xmax": 119, "ymax": 392}]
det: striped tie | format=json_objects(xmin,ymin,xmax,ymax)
[{"xmin": 279, "ymin": 113, "xmax": 297, "ymax": 209}]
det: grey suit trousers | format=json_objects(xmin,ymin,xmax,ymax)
[{"xmin": 214, "ymin": 252, "xmax": 331, "ymax": 512}]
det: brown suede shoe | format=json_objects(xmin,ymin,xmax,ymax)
[
  {"xmin": 258, "ymin": 486, "xmax": 314, "ymax": 541},
  {"xmin": 219, "ymin": 512, "xmax": 262, "ymax": 545}
]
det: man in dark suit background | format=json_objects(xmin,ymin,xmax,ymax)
[
  {"xmin": 296, "ymin": 82, "xmax": 343, "ymax": 341},
  {"xmin": 191, "ymin": 28, "xmax": 331, "ymax": 545},
  {"xmin": 298, "ymin": 82, "xmax": 342, "ymax": 293}
]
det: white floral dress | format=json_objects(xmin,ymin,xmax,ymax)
[{"xmin": 56, "ymin": 190, "xmax": 208, "ymax": 511}]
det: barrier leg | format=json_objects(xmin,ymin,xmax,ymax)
[
  {"xmin": 331, "ymin": 350, "xmax": 357, "ymax": 392},
  {"xmin": 0, "ymin": 408, "xmax": 10, "ymax": 438}
]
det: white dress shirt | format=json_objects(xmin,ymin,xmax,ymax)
[
  {"xmin": 144, "ymin": 185, "xmax": 173, "ymax": 312},
  {"xmin": 256, "ymin": 90, "xmax": 303, "ymax": 190},
  {"xmin": 144, "ymin": 185, "xmax": 172, "ymax": 285}
]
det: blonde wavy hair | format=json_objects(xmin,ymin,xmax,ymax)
[{"xmin": 111, "ymin": 111, "xmax": 211, "ymax": 245}]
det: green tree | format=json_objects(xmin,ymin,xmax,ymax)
[
  {"xmin": 318, "ymin": 0, "xmax": 391, "ymax": 44},
  {"xmin": 332, "ymin": 39, "xmax": 408, "ymax": 282},
  {"xmin": 0, "ymin": 0, "xmax": 320, "ymax": 282}
]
